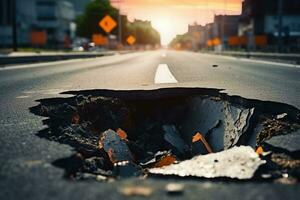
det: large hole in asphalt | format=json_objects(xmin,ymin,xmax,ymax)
[{"xmin": 30, "ymin": 88, "xmax": 300, "ymax": 182}]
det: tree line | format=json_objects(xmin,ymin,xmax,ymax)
[{"xmin": 76, "ymin": 0, "xmax": 160, "ymax": 45}]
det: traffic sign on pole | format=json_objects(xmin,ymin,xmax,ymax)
[
  {"xmin": 110, "ymin": 0, "xmax": 124, "ymax": 44},
  {"xmin": 126, "ymin": 35, "xmax": 136, "ymax": 45},
  {"xmin": 99, "ymin": 15, "xmax": 117, "ymax": 33}
]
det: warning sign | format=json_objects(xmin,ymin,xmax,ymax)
[{"xmin": 99, "ymin": 15, "xmax": 117, "ymax": 33}]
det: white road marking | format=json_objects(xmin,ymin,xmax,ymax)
[
  {"xmin": 154, "ymin": 64, "xmax": 178, "ymax": 84},
  {"xmin": 161, "ymin": 53, "xmax": 167, "ymax": 58}
]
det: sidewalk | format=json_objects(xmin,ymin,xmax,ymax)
[
  {"xmin": 0, "ymin": 50, "xmax": 122, "ymax": 66},
  {"xmin": 0, "ymin": 50, "xmax": 114, "ymax": 57}
]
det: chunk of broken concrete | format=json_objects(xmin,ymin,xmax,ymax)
[
  {"xmin": 149, "ymin": 146, "xmax": 265, "ymax": 179},
  {"xmin": 276, "ymin": 113, "xmax": 288, "ymax": 120},
  {"xmin": 263, "ymin": 129, "xmax": 300, "ymax": 152},
  {"xmin": 182, "ymin": 97, "xmax": 255, "ymax": 152},
  {"xmin": 114, "ymin": 161, "xmax": 142, "ymax": 177},
  {"xmin": 163, "ymin": 125, "xmax": 189, "ymax": 154},
  {"xmin": 99, "ymin": 129, "xmax": 134, "ymax": 163},
  {"xmin": 224, "ymin": 108, "xmax": 255, "ymax": 149}
]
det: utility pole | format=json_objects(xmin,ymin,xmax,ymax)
[
  {"xmin": 205, "ymin": 0, "xmax": 208, "ymax": 49},
  {"xmin": 118, "ymin": 5, "xmax": 122, "ymax": 44},
  {"xmin": 277, "ymin": 0, "xmax": 283, "ymax": 52},
  {"xmin": 221, "ymin": 0, "xmax": 227, "ymax": 51},
  {"xmin": 111, "ymin": 0, "xmax": 123, "ymax": 45},
  {"xmin": 12, "ymin": 0, "xmax": 18, "ymax": 51}
]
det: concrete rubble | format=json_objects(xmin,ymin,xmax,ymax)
[
  {"xmin": 276, "ymin": 113, "xmax": 288, "ymax": 120},
  {"xmin": 223, "ymin": 107, "xmax": 255, "ymax": 149},
  {"xmin": 99, "ymin": 129, "xmax": 134, "ymax": 163},
  {"xmin": 163, "ymin": 125, "xmax": 189, "ymax": 154},
  {"xmin": 149, "ymin": 146, "xmax": 266, "ymax": 179},
  {"xmin": 182, "ymin": 98, "xmax": 255, "ymax": 152}
]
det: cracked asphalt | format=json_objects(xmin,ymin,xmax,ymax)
[{"xmin": 0, "ymin": 50, "xmax": 299, "ymax": 200}]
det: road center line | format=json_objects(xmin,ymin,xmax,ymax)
[{"xmin": 154, "ymin": 64, "xmax": 178, "ymax": 84}]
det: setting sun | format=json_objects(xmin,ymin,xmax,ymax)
[
  {"xmin": 112, "ymin": 0, "xmax": 242, "ymax": 45},
  {"xmin": 152, "ymin": 18, "xmax": 175, "ymax": 46}
]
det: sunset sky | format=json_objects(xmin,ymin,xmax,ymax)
[{"xmin": 111, "ymin": 0, "xmax": 242, "ymax": 45}]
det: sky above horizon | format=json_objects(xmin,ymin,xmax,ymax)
[{"xmin": 111, "ymin": 0, "xmax": 242, "ymax": 45}]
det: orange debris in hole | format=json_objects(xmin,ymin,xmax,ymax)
[
  {"xmin": 116, "ymin": 128, "xmax": 128, "ymax": 140},
  {"xmin": 192, "ymin": 132, "xmax": 202, "ymax": 143},
  {"xmin": 152, "ymin": 155, "xmax": 177, "ymax": 168},
  {"xmin": 256, "ymin": 146, "xmax": 264, "ymax": 155},
  {"xmin": 107, "ymin": 148, "xmax": 117, "ymax": 163},
  {"xmin": 192, "ymin": 132, "xmax": 213, "ymax": 153}
]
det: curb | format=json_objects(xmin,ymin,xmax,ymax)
[
  {"xmin": 0, "ymin": 52, "xmax": 116, "ymax": 66},
  {"xmin": 212, "ymin": 51, "xmax": 300, "ymax": 64}
]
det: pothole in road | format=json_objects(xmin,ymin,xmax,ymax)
[{"xmin": 30, "ymin": 88, "xmax": 300, "ymax": 183}]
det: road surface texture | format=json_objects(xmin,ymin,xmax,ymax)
[{"xmin": 0, "ymin": 50, "xmax": 299, "ymax": 200}]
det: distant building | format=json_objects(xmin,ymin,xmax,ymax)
[
  {"xmin": 35, "ymin": 0, "xmax": 75, "ymax": 46},
  {"xmin": 69, "ymin": 0, "xmax": 93, "ymax": 16},
  {"xmin": 182, "ymin": 0, "xmax": 300, "ymax": 52},
  {"xmin": 0, "ymin": 0, "xmax": 75, "ymax": 48},
  {"xmin": 239, "ymin": 0, "xmax": 300, "ymax": 51},
  {"xmin": 214, "ymin": 15, "xmax": 240, "ymax": 49},
  {"xmin": 0, "ymin": 0, "xmax": 15, "ymax": 46},
  {"xmin": 187, "ymin": 23, "xmax": 205, "ymax": 49},
  {"xmin": 187, "ymin": 16, "xmax": 240, "ymax": 51},
  {"xmin": 188, "ymin": 23, "xmax": 203, "ymax": 33}
]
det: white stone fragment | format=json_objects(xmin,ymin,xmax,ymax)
[{"xmin": 149, "ymin": 146, "xmax": 265, "ymax": 179}]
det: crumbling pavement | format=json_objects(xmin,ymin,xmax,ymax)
[{"xmin": 30, "ymin": 88, "xmax": 300, "ymax": 183}]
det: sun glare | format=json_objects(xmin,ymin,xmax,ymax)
[{"xmin": 152, "ymin": 18, "xmax": 176, "ymax": 46}]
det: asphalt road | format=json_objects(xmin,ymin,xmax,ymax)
[{"xmin": 0, "ymin": 50, "xmax": 299, "ymax": 200}]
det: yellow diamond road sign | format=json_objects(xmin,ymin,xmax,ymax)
[
  {"xmin": 127, "ymin": 35, "xmax": 136, "ymax": 45},
  {"xmin": 99, "ymin": 15, "xmax": 117, "ymax": 33}
]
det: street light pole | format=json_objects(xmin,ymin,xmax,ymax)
[
  {"xmin": 12, "ymin": 0, "xmax": 18, "ymax": 51},
  {"xmin": 221, "ymin": 0, "xmax": 227, "ymax": 51},
  {"xmin": 118, "ymin": 6, "xmax": 122, "ymax": 44},
  {"xmin": 111, "ymin": 0, "xmax": 123, "ymax": 45}
]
